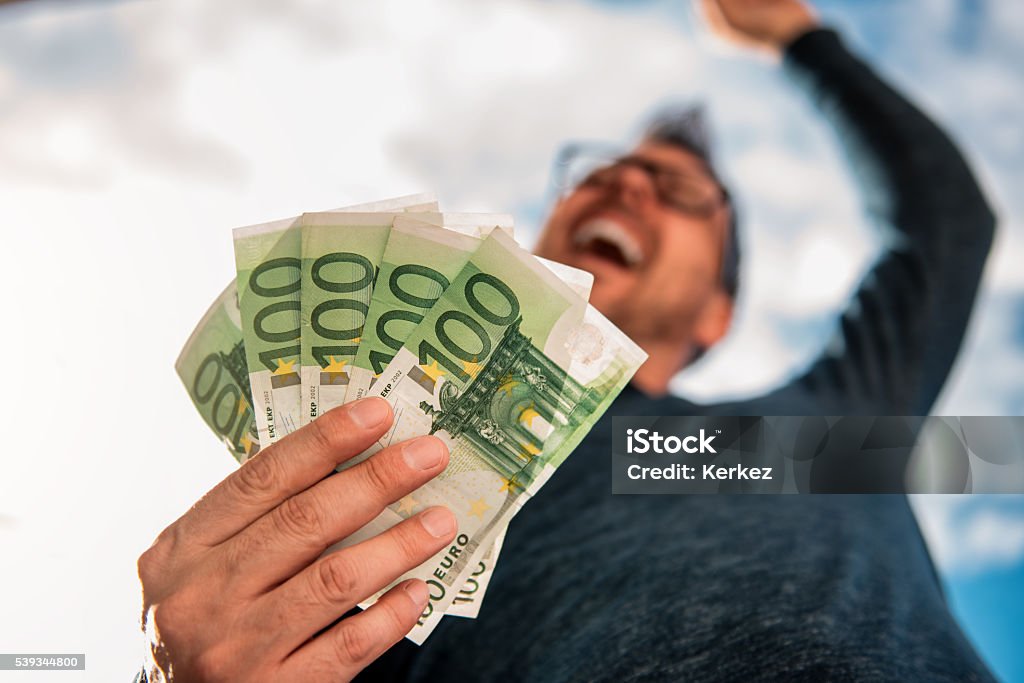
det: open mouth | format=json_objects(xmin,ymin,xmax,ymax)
[{"xmin": 572, "ymin": 217, "xmax": 646, "ymax": 269}]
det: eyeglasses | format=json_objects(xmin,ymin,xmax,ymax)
[
  {"xmin": 550, "ymin": 141, "xmax": 740, "ymax": 297},
  {"xmin": 552, "ymin": 142, "xmax": 729, "ymax": 218}
]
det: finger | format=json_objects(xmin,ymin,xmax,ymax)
[
  {"xmin": 175, "ymin": 398, "xmax": 393, "ymax": 548},
  {"xmin": 251, "ymin": 507, "xmax": 456, "ymax": 658},
  {"xmin": 278, "ymin": 579, "xmax": 430, "ymax": 680},
  {"xmin": 220, "ymin": 435, "xmax": 450, "ymax": 589}
]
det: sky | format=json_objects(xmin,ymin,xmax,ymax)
[{"xmin": 0, "ymin": 0, "xmax": 1021, "ymax": 681}]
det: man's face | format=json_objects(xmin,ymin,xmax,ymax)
[{"xmin": 535, "ymin": 141, "xmax": 732, "ymax": 345}]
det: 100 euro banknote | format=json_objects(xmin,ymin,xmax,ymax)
[
  {"xmin": 175, "ymin": 282, "xmax": 260, "ymax": 462},
  {"xmin": 298, "ymin": 211, "xmax": 396, "ymax": 427},
  {"xmin": 233, "ymin": 217, "xmax": 306, "ymax": 447}
]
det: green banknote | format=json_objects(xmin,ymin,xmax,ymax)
[
  {"xmin": 175, "ymin": 282, "xmax": 260, "ymax": 462},
  {"xmin": 437, "ymin": 252, "xmax": 591, "ymax": 621},
  {"xmin": 298, "ymin": 212, "xmax": 397, "ymax": 426},
  {"xmin": 234, "ymin": 217, "xmax": 307, "ymax": 447},
  {"xmin": 347, "ymin": 229, "xmax": 645, "ymax": 642}
]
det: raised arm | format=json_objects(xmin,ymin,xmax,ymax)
[
  {"xmin": 782, "ymin": 26, "xmax": 996, "ymax": 413},
  {"xmin": 705, "ymin": 0, "xmax": 997, "ymax": 413}
]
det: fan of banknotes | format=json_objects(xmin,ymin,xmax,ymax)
[{"xmin": 175, "ymin": 193, "xmax": 646, "ymax": 644}]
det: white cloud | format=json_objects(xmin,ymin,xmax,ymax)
[
  {"xmin": 912, "ymin": 497, "xmax": 1024, "ymax": 575},
  {"xmin": 963, "ymin": 510, "xmax": 1024, "ymax": 568}
]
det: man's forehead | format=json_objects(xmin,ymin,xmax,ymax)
[{"xmin": 632, "ymin": 141, "xmax": 711, "ymax": 176}]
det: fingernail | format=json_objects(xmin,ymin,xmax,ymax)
[
  {"xmin": 420, "ymin": 507, "xmax": 456, "ymax": 538},
  {"xmin": 348, "ymin": 397, "xmax": 391, "ymax": 429},
  {"xmin": 403, "ymin": 580, "xmax": 429, "ymax": 609},
  {"xmin": 403, "ymin": 437, "xmax": 444, "ymax": 470}
]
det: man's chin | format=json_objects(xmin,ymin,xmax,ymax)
[{"xmin": 588, "ymin": 284, "xmax": 633, "ymax": 324}]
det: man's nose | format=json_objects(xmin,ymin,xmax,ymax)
[{"xmin": 607, "ymin": 163, "xmax": 657, "ymax": 210}]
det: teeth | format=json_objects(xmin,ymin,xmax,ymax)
[{"xmin": 573, "ymin": 218, "xmax": 644, "ymax": 267}]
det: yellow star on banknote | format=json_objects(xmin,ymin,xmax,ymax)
[
  {"xmin": 236, "ymin": 396, "xmax": 248, "ymax": 416},
  {"xmin": 498, "ymin": 379, "xmax": 520, "ymax": 397},
  {"xmin": 519, "ymin": 402, "xmax": 540, "ymax": 427},
  {"xmin": 467, "ymin": 498, "xmax": 491, "ymax": 519},
  {"xmin": 240, "ymin": 433, "xmax": 254, "ymax": 456},
  {"xmin": 323, "ymin": 356, "xmax": 348, "ymax": 381},
  {"xmin": 420, "ymin": 359, "xmax": 447, "ymax": 382},
  {"xmin": 498, "ymin": 476, "xmax": 522, "ymax": 493},
  {"xmin": 397, "ymin": 495, "xmax": 419, "ymax": 515},
  {"xmin": 519, "ymin": 442, "xmax": 541, "ymax": 460},
  {"xmin": 273, "ymin": 358, "xmax": 297, "ymax": 375}
]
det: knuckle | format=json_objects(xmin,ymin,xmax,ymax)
[
  {"xmin": 137, "ymin": 528, "xmax": 182, "ymax": 587},
  {"xmin": 307, "ymin": 410, "xmax": 348, "ymax": 455},
  {"xmin": 137, "ymin": 547, "xmax": 161, "ymax": 586},
  {"xmin": 358, "ymin": 456, "xmax": 397, "ymax": 502},
  {"xmin": 152, "ymin": 523, "xmax": 180, "ymax": 550},
  {"xmin": 233, "ymin": 454, "xmax": 279, "ymax": 501},
  {"xmin": 223, "ymin": 527, "xmax": 259, "ymax": 569},
  {"xmin": 332, "ymin": 620, "xmax": 378, "ymax": 666},
  {"xmin": 313, "ymin": 553, "xmax": 362, "ymax": 606},
  {"xmin": 274, "ymin": 495, "xmax": 324, "ymax": 541},
  {"xmin": 391, "ymin": 523, "xmax": 429, "ymax": 565},
  {"xmin": 152, "ymin": 591, "xmax": 195, "ymax": 638},
  {"xmin": 377, "ymin": 596, "xmax": 412, "ymax": 638}
]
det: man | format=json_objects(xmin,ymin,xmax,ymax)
[{"xmin": 139, "ymin": 1, "xmax": 997, "ymax": 680}]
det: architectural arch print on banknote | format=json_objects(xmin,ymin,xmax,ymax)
[{"xmin": 418, "ymin": 317, "xmax": 603, "ymax": 490}]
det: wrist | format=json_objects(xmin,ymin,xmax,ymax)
[{"xmin": 773, "ymin": 16, "xmax": 820, "ymax": 50}]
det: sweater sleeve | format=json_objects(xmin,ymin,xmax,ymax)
[{"xmin": 778, "ymin": 28, "xmax": 996, "ymax": 413}]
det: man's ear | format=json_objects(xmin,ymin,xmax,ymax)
[{"xmin": 693, "ymin": 290, "xmax": 733, "ymax": 350}]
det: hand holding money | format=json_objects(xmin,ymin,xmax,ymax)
[
  {"xmin": 170, "ymin": 193, "xmax": 646, "ymax": 656},
  {"xmin": 138, "ymin": 398, "xmax": 457, "ymax": 682}
]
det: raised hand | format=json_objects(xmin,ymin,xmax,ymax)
[{"xmin": 699, "ymin": 0, "xmax": 819, "ymax": 54}]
